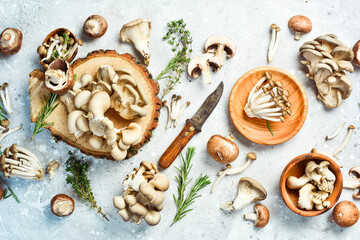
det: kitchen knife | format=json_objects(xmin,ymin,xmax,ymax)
[{"xmin": 159, "ymin": 81, "xmax": 224, "ymax": 169}]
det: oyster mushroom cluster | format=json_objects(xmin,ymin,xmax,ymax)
[
  {"xmin": 62, "ymin": 65, "xmax": 149, "ymax": 161},
  {"xmin": 0, "ymin": 144, "xmax": 44, "ymax": 180},
  {"xmin": 299, "ymin": 34, "xmax": 354, "ymax": 108},
  {"xmin": 287, "ymin": 161, "xmax": 336, "ymax": 211},
  {"xmin": 188, "ymin": 35, "xmax": 236, "ymax": 84},
  {"xmin": 113, "ymin": 161, "xmax": 169, "ymax": 226},
  {"xmin": 244, "ymin": 72, "xmax": 292, "ymax": 122}
]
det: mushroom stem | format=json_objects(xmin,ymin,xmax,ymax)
[
  {"xmin": 0, "ymin": 87, "xmax": 11, "ymax": 115},
  {"xmin": 3, "ymin": 83, "xmax": 12, "ymax": 114},
  {"xmin": 173, "ymin": 101, "xmax": 190, "ymax": 128},
  {"xmin": 326, "ymin": 122, "xmax": 345, "ymax": 140},
  {"xmin": 243, "ymin": 213, "xmax": 257, "ymax": 221},
  {"xmin": 294, "ymin": 32, "xmax": 301, "ymax": 41},
  {"xmin": 211, "ymin": 167, "xmax": 230, "ymax": 194},
  {"xmin": 217, "ymin": 159, "xmax": 253, "ymax": 176},
  {"xmin": 163, "ymin": 100, "xmax": 172, "ymax": 130},
  {"xmin": 267, "ymin": 24, "xmax": 280, "ymax": 62},
  {"xmin": 0, "ymin": 126, "xmax": 21, "ymax": 143},
  {"xmin": 333, "ymin": 125, "xmax": 355, "ymax": 157}
]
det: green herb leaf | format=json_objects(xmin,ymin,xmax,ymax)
[
  {"xmin": 156, "ymin": 19, "xmax": 193, "ymax": 99},
  {"xmin": 266, "ymin": 120, "xmax": 274, "ymax": 136},
  {"xmin": 74, "ymin": 74, "xmax": 77, "ymax": 80},
  {"xmin": 65, "ymin": 152, "xmax": 109, "ymax": 221},
  {"xmin": 51, "ymin": 50, "xmax": 59, "ymax": 61},
  {"xmin": 32, "ymin": 93, "xmax": 59, "ymax": 139},
  {"xmin": 171, "ymin": 147, "xmax": 211, "ymax": 226},
  {"xmin": 62, "ymin": 32, "xmax": 70, "ymax": 44}
]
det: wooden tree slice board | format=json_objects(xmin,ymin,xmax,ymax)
[
  {"xmin": 229, "ymin": 66, "xmax": 308, "ymax": 145},
  {"xmin": 29, "ymin": 50, "xmax": 161, "ymax": 160}
]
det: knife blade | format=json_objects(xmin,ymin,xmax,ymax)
[{"xmin": 159, "ymin": 81, "xmax": 224, "ymax": 169}]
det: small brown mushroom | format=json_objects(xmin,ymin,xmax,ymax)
[
  {"xmin": 352, "ymin": 40, "xmax": 360, "ymax": 66},
  {"xmin": 83, "ymin": 15, "xmax": 108, "ymax": 38},
  {"xmin": 244, "ymin": 204, "xmax": 270, "ymax": 228},
  {"xmin": 207, "ymin": 135, "xmax": 239, "ymax": 164},
  {"xmin": 0, "ymin": 28, "xmax": 23, "ymax": 55},
  {"xmin": 51, "ymin": 194, "xmax": 75, "ymax": 217},
  {"xmin": 332, "ymin": 201, "xmax": 359, "ymax": 227},
  {"xmin": 288, "ymin": 15, "xmax": 312, "ymax": 41},
  {"xmin": 44, "ymin": 58, "xmax": 74, "ymax": 95}
]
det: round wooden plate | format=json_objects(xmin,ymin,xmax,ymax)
[
  {"xmin": 280, "ymin": 153, "xmax": 343, "ymax": 217},
  {"xmin": 229, "ymin": 66, "xmax": 308, "ymax": 145},
  {"xmin": 29, "ymin": 50, "xmax": 161, "ymax": 161}
]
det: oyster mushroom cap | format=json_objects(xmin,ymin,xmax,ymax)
[
  {"xmin": 204, "ymin": 35, "xmax": 236, "ymax": 66},
  {"xmin": 67, "ymin": 110, "xmax": 85, "ymax": 138},
  {"xmin": 120, "ymin": 18, "xmax": 151, "ymax": 66},
  {"xmin": 88, "ymin": 135, "xmax": 104, "ymax": 150},
  {"xmin": 51, "ymin": 194, "xmax": 75, "ymax": 217},
  {"xmin": 88, "ymin": 90, "xmax": 111, "ymax": 118},
  {"xmin": 110, "ymin": 144, "xmax": 127, "ymax": 161},
  {"xmin": 300, "ymin": 49, "xmax": 323, "ymax": 76},
  {"xmin": 330, "ymin": 75, "xmax": 353, "ymax": 99},
  {"xmin": 286, "ymin": 174, "xmax": 311, "ymax": 189},
  {"xmin": 332, "ymin": 201, "xmax": 359, "ymax": 228},
  {"xmin": 298, "ymin": 183, "xmax": 316, "ymax": 210},
  {"xmin": 149, "ymin": 173, "xmax": 170, "ymax": 191},
  {"xmin": 144, "ymin": 209, "xmax": 161, "ymax": 226},
  {"xmin": 315, "ymin": 35, "xmax": 343, "ymax": 52},
  {"xmin": 74, "ymin": 90, "xmax": 91, "ymax": 111},
  {"xmin": 313, "ymin": 63, "xmax": 333, "ymax": 83},
  {"xmin": 83, "ymin": 15, "xmax": 108, "ymax": 38},
  {"xmin": 317, "ymin": 88, "xmax": 342, "ymax": 108},
  {"xmin": 337, "ymin": 60, "xmax": 354, "ymax": 73},
  {"xmin": 0, "ymin": 28, "xmax": 23, "ymax": 55},
  {"xmin": 288, "ymin": 15, "xmax": 312, "ymax": 41},
  {"xmin": 113, "ymin": 195, "xmax": 126, "ymax": 210},
  {"xmin": 331, "ymin": 46, "xmax": 354, "ymax": 62},
  {"xmin": 44, "ymin": 59, "xmax": 74, "ymax": 95},
  {"xmin": 97, "ymin": 65, "xmax": 119, "ymax": 84},
  {"xmin": 207, "ymin": 135, "xmax": 239, "ymax": 164},
  {"xmin": 220, "ymin": 177, "xmax": 267, "ymax": 212},
  {"xmin": 187, "ymin": 53, "xmax": 221, "ymax": 84},
  {"xmin": 73, "ymin": 73, "xmax": 92, "ymax": 91},
  {"xmin": 122, "ymin": 122, "xmax": 142, "ymax": 145}
]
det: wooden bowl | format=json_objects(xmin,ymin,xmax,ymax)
[
  {"xmin": 39, "ymin": 28, "xmax": 78, "ymax": 67},
  {"xmin": 280, "ymin": 153, "xmax": 343, "ymax": 217},
  {"xmin": 229, "ymin": 66, "xmax": 308, "ymax": 145}
]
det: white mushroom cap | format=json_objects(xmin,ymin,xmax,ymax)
[
  {"xmin": 204, "ymin": 35, "xmax": 236, "ymax": 66},
  {"xmin": 74, "ymin": 90, "xmax": 91, "ymax": 111},
  {"xmin": 187, "ymin": 53, "xmax": 221, "ymax": 84},
  {"xmin": 122, "ymin": 122, "xmax": 142, "ymax": 145},
  {"xmin": 144, "ymin": 209, "xmax": 161, "ymax": 226},
  {"xmin": 298, "ymin": 183, "xmax": 316, "ymax": 210},
  {"xmin": 67, "ymin": 110, "xmax": 85, "ymax": 138}
]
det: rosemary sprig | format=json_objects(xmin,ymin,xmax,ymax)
[
  {"xmin": 65, "ymin": 152, "xmax": 109, "ymax": 221},
  {"xmin": 171, "ymin": 147, "xmax": 211, "ymax": 226},
  {"xmin": 32, "ymin": 93, "xmax": 59, "ymax": 139},
  {"xmin": 266, "ymin": 120, "xmax": 274, "ymax": 136},
  {"xmin": 3, "ymin": 187, "xmax": 20, "ymax": 203},
  {"xmin": 156, "ymin": 19, "xmax": 193, "ymax": 99}
]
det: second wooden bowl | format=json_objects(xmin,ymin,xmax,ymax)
[
  {"xmin": 280, "ymin": 153, "xmax": 343, "ymax": 217},
  {"xmin": 229, "ymin": 66, "xmax": 308, "ymax": 145}
]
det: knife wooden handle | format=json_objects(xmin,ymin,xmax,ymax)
[{"xmin": 159, "ymin": 119, "xmax": 199, "ymax": 169}]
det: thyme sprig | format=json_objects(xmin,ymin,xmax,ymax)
[
  {"xmin": 171, "ymin": 147, "xmax": 211, "ymax": 226},
  {"xmin": 65, "ymin": 152, "xmax": 109, "ymax": 221},
  {"xmin": 32, "ymin": 93, "xmax": 59, "ymax": 139},
  {"xmin": 156, "ymin": 19, "xmax": 193, "ymax": 99}
]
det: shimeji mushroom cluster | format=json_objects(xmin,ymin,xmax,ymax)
[
  {"xmin": 287, "ymin": 161, "xmax": 336, "ymax": 211},
  {"xmin": 299, "ymin": 34, "xmax": 354, "ymax": 108},
  {"xmin": 188, "ymin": 36, "xmax": 236, "ymax": 84},
  {"xmin": 163, "ymin": 94, "xmax": 190, "ymax": 129},
  {"xmin": 61, "ymin": 65, "xmax": 149, "ymax": 161},
  {"xmin": 113, "ymin": 161, "xmax": 169, "ymax": 225},
  {"xmin": 0, "ymin": 144, "xmax": 44, "ymax": 180},
  {"xmin": 244, "ymin": 72, "xmax": 292, "ymax": 122}
]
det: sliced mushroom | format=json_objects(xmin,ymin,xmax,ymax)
[
  {"xmin": 188, "ymin": 53, "xmax": 221, "ymax": 84},
  {"xmin": 204, "ymin": 36, "xmax": 236, "ymax": 66}
]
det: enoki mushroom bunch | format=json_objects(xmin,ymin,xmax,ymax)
[
  {"xmin": 113, "ymin": 161, "xmax": 169, "ymax": 226},
  {"xmin": 244, "ymin": 72, "xmax": 292, "ymax": 122},
  {"xmin": 61, "ymin": 65, "xmax": 149, "ymax": 161},
  {"xmin": 0, "ymin": 144, "xmax": 44, "ymax": 180}
]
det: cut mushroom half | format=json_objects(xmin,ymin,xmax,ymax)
[
  {"xmin": 343, "ymin": 167, "xmax": 360, "ymax": 199},
  {"xmin": 44, "ymin": 58, "xmax": 74, "ymax": 95},
  {"xmin": 187, "ymin": 53, "xmax": 221, "ymax": 84},
  {"xmin": 204, "ymin": 35, "xmax": 236, "ymax": 66}
]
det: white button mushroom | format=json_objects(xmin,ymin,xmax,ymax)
[
  {"xmin": 204, "ymin": 35, "xmax": 236, "ymax": 66},
  {"xmin": 187, "ymin": 53, "xmax": 221, "ymax": 84}
]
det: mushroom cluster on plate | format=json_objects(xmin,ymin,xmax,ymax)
[
  {"xmin": 113, "ymin": 161, "xmax": 169, "ymax": 225},
  {"xmin": 299, "ymin": 34, "xmax": 354, "ymax": 108}
]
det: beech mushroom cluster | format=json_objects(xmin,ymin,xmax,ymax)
[
  {"xmin": 113, "ymin": 161, "xmax": 169, "ymax": 226},
  {"xmin": 62, "ymin": 65, "xmax": 149, "ymax": 161},
  {"xmin": 244, "ymin": 72, "xmax": 292, "ymax": 122},
  {"xmin": 286, "ymin": 161, "xmax": 336, "ymax": 210},
  {"xmin": 299, "ymin": 34, "xmax": 354, "ymax": 108},
  {"xmin": 163, "ymin": 95, "xmax": 190, "ymax": 129},
  {"xmin": 188, "ymin": 36, "xmax": 236, "ymax": 84},
  {"xmin": 120, "ymin": 18, "xmax": 151, "ymax": 66},
  {"xmin": 221, "ymin": 177, "xmax": 267, "ymax": 212},
  {"xmin": 38, "ymin": 28, "xmax": 82, "ymax": 68},
  {"xmin": 0, "ymin": 28, "xmax": 23, "ymax": 55},
  {"xmin": 0, "ymin": 144, "xmax": 44, "ymax": 180}
]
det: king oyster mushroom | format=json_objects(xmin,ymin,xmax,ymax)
[
  {"xmin": 0, "ymin": 28, "xmax": 23, "ymax": 55},
  {"xmin": 299, "ymin": 34, "xmax": 354, "ymax": 108},
  {"xmin": 120, "ymin": 18, "xmax": 151, "ymax": 66},
  {"xmin": 44, "ymin": 58, "xmax": 74, "ymax": 95}
]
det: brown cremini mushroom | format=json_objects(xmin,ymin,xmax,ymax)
[
  {"xmin": 332, "ymin": 201, "xmax": 359, "ymax": 228},
  {"xmin": 44, "ymin": 58, "xmax": 74, "ymax": 95},
  {"xmin": 51, "ymin": 194, "xmax": 75, "ymax": 217},
  {"xmin": 83, "ymin": 15, "xmax": 108, "ymax": 38},
  {"xmin": 288, "ymin": 15, "xmax": 312, "ymax": 41},
  {"xmin": 244, "ymin": 204, "xmax": 270, "ymax": 228},
  {"xmin": 207, "ymin": 135, "xmax": 239, "ymax": 164},
  {"xmin": 352, "ymin": 40, "xmax": 360, "ymax": 66},
  {"xmin": 0, "ymin": 28, "xmax": 23, "ymax": 55}
]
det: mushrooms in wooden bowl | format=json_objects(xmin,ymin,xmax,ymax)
[
  {"xmin": 229, "ymin": 66, "xmax": 308, "ymax": 145},
  {"xmin": 280, "ymin": 153, "xmax": 343, "ymax": 217}
]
